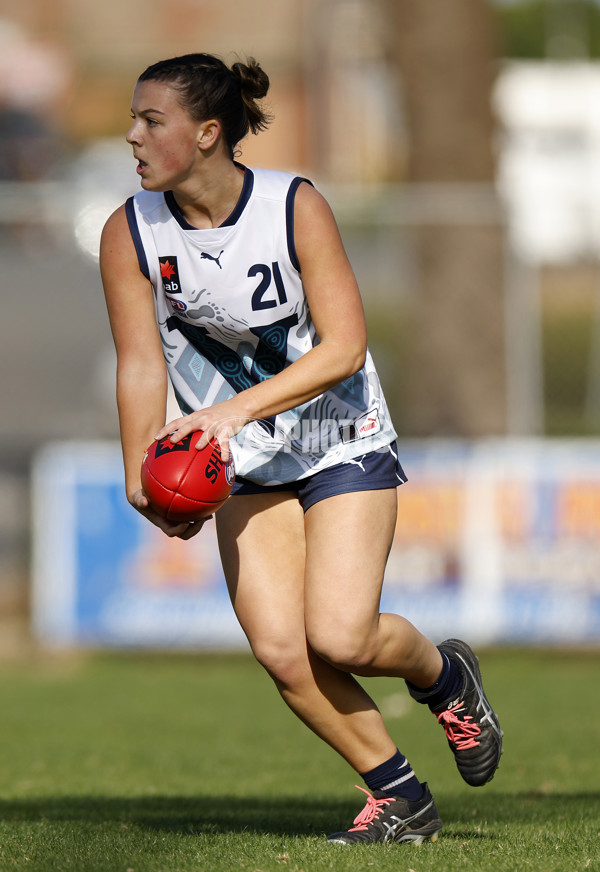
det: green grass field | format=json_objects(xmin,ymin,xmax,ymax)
[{"xmin": 0, "ymin": 647, "xmax": 598, "ymax": 872}]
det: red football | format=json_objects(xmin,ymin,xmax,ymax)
[{"xmin": 141, "ymin": 430, "xmax": 235, "ymax": 522}]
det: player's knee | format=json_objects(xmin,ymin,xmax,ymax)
[
  {"xmin": 307, "ymin": 623, "xmax": 376, "ymax": 673},
  {"xmin": 250, "ymin": 637, "xmax": 309, "ymax": 687}
]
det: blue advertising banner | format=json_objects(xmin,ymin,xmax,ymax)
[
  {"xmin": 32, "ymin": 442, "xmax": 246, "ymax": 648},
  {"xmin": 32, "ymin": 439, "xmax": 600, "ymax": 647},
  {"xmin": 380, "ymin": 440, "xmax": 600, "ymax": 644}
]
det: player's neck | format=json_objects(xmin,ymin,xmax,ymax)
[{"xmin": 172, "ymin": 161, "xmax": 245, "ymax": 229}]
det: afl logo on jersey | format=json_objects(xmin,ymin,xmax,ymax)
[
  {"xmin": 159, "ymin": 256, "xmax": 182, "ymax": 294},
  {"xmin": 169, "ymin": 298, "xmax": 187, "ymax": 313}
]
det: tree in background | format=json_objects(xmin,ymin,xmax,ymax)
[
  {"xmin": 493, "ymin": 0, "xmax": 600, "ymax": 60},
  {"xmin": 385, "ymin": 0, "xmax": 508, "ymax": 436}
]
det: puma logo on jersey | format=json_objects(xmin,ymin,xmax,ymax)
[
  {"xmin": 339, "ymin": 409, "xmax": 380, "ymax": 443},
  {"xmin": 201, "ymin": 250, "xmax": 224, "ymax": 269}
]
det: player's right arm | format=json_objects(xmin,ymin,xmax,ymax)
[{"xmin": 100, "ymin": 204, "xmax": 202, "ymax": 539}]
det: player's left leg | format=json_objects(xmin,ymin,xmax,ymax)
[
  {"xmin": 303, "ymin": 486, "xmax": 502, "ymax": 791},
  {"xmin": 303, "ymin": 486, "xmax": 442, "ymax": 686},
  {"xmin": 407, "ymin": 638, "xmax": 503, "ymax": 786},
  {"xmin": 302, "ymin": 486, "xmax": 444, "ymax": 843}
]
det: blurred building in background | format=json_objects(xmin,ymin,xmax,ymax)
[
  {"xmin": 496, "ymin": 62, "xmax": 600, "ymax": 265},
  {"xmin": 2, "ymin": 0, "xmax": 600, "ymax": 650},
  {"xmin": 0, "ymin": 0, "xmax": 510, "ymax": 451}
]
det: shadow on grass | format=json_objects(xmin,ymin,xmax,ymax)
[{"xmin": 0, "ymin": 791, "xmax": 598, "ymax": 837}]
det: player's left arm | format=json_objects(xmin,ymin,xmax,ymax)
[{"xmin": 156, "ymin": 182, "xmax": 367, "ymax": 457}]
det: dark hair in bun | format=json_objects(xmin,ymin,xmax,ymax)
[{"xmin": 138, "ymin": 53, "xmax": 272, "ymax": 156}]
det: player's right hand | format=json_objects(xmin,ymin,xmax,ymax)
[{"xmin": 128, "ymin": 488, "xmax": 212, "ymax": 539}]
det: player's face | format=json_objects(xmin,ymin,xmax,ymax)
[{"xmin": 127, "ymin": 80, "xmax": 203, "ymax": 191}]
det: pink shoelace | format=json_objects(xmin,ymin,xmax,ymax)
[
  {"xmin": 348, "ymin": 786, "xmax": 392, "ymax": 831},
  {"xmin": 436, "ymin": 702, "xmax": 481, "ymax": 750}
]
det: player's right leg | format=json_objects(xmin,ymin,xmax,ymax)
[
  {"xmin": 216, "ymin": 490, "xmax": 442, "ymax": 846},
  {"xmin": 215, "ymin": 491, "xmax": 402, "ymax": 772}
]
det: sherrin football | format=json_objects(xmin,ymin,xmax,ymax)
[{"xmin": 141, "ymin": 430, "xmax": 235, "ymax": 522}]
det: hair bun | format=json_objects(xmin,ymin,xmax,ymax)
[
  {"xmin": 232, "ymin": 58, "xmax": 270, "ymax": 101},
  {"xmin": 231, "ymin": 57, "xmax": 271, "ymax": 134}
]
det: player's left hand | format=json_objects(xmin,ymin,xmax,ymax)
[{"xmin": 154, "ymin": 401, "xmax": 251, "ymax": 462}]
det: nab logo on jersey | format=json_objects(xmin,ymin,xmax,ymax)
[{"xmin": 159, "ymin": 256, "xmax": 182, "ymax": 294}]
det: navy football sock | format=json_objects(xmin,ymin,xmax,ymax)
[
  {"xmin": 406, "ymin": 650, "xmax": 463, "ymax": 711},
  {"xmin": 361, "ymin": 748, "xmax": 423, "ymax": 801}
]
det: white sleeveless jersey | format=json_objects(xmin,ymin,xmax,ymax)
[{"xmin": 126, "ymin": 166, "xmax": 397, "ymax": 485}]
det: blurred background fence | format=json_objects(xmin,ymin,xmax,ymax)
[{"xmin": 2, "ymin": 0, "xmax": 600, "ymax": 650}]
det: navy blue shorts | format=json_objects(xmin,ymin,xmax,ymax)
[{"xmin": 230, "ymin": 442, "xmax": 407, "ymax": 512}]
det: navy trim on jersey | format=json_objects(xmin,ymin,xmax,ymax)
[
  {"xmin": 221, "ymin": 165, "xmax": 254, "ymax": 226},
  {"xmin": 164, "ymin": 165, "xmax": 255, "ymax": 230},
  {"xmin": 125, "ymin": 196, "xmax": 150, "ymax": 280},
  {"xmin": 286, "ymin": 177, "xmax": 312, "ymax": 272},
  {"xmin": 164, "ymin": 191, "xmax": 194, "ymax": 229}
]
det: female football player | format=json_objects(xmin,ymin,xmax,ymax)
[{"xmin": 100, "ymin": 52, "xmax": 502, "ymax": 845}]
